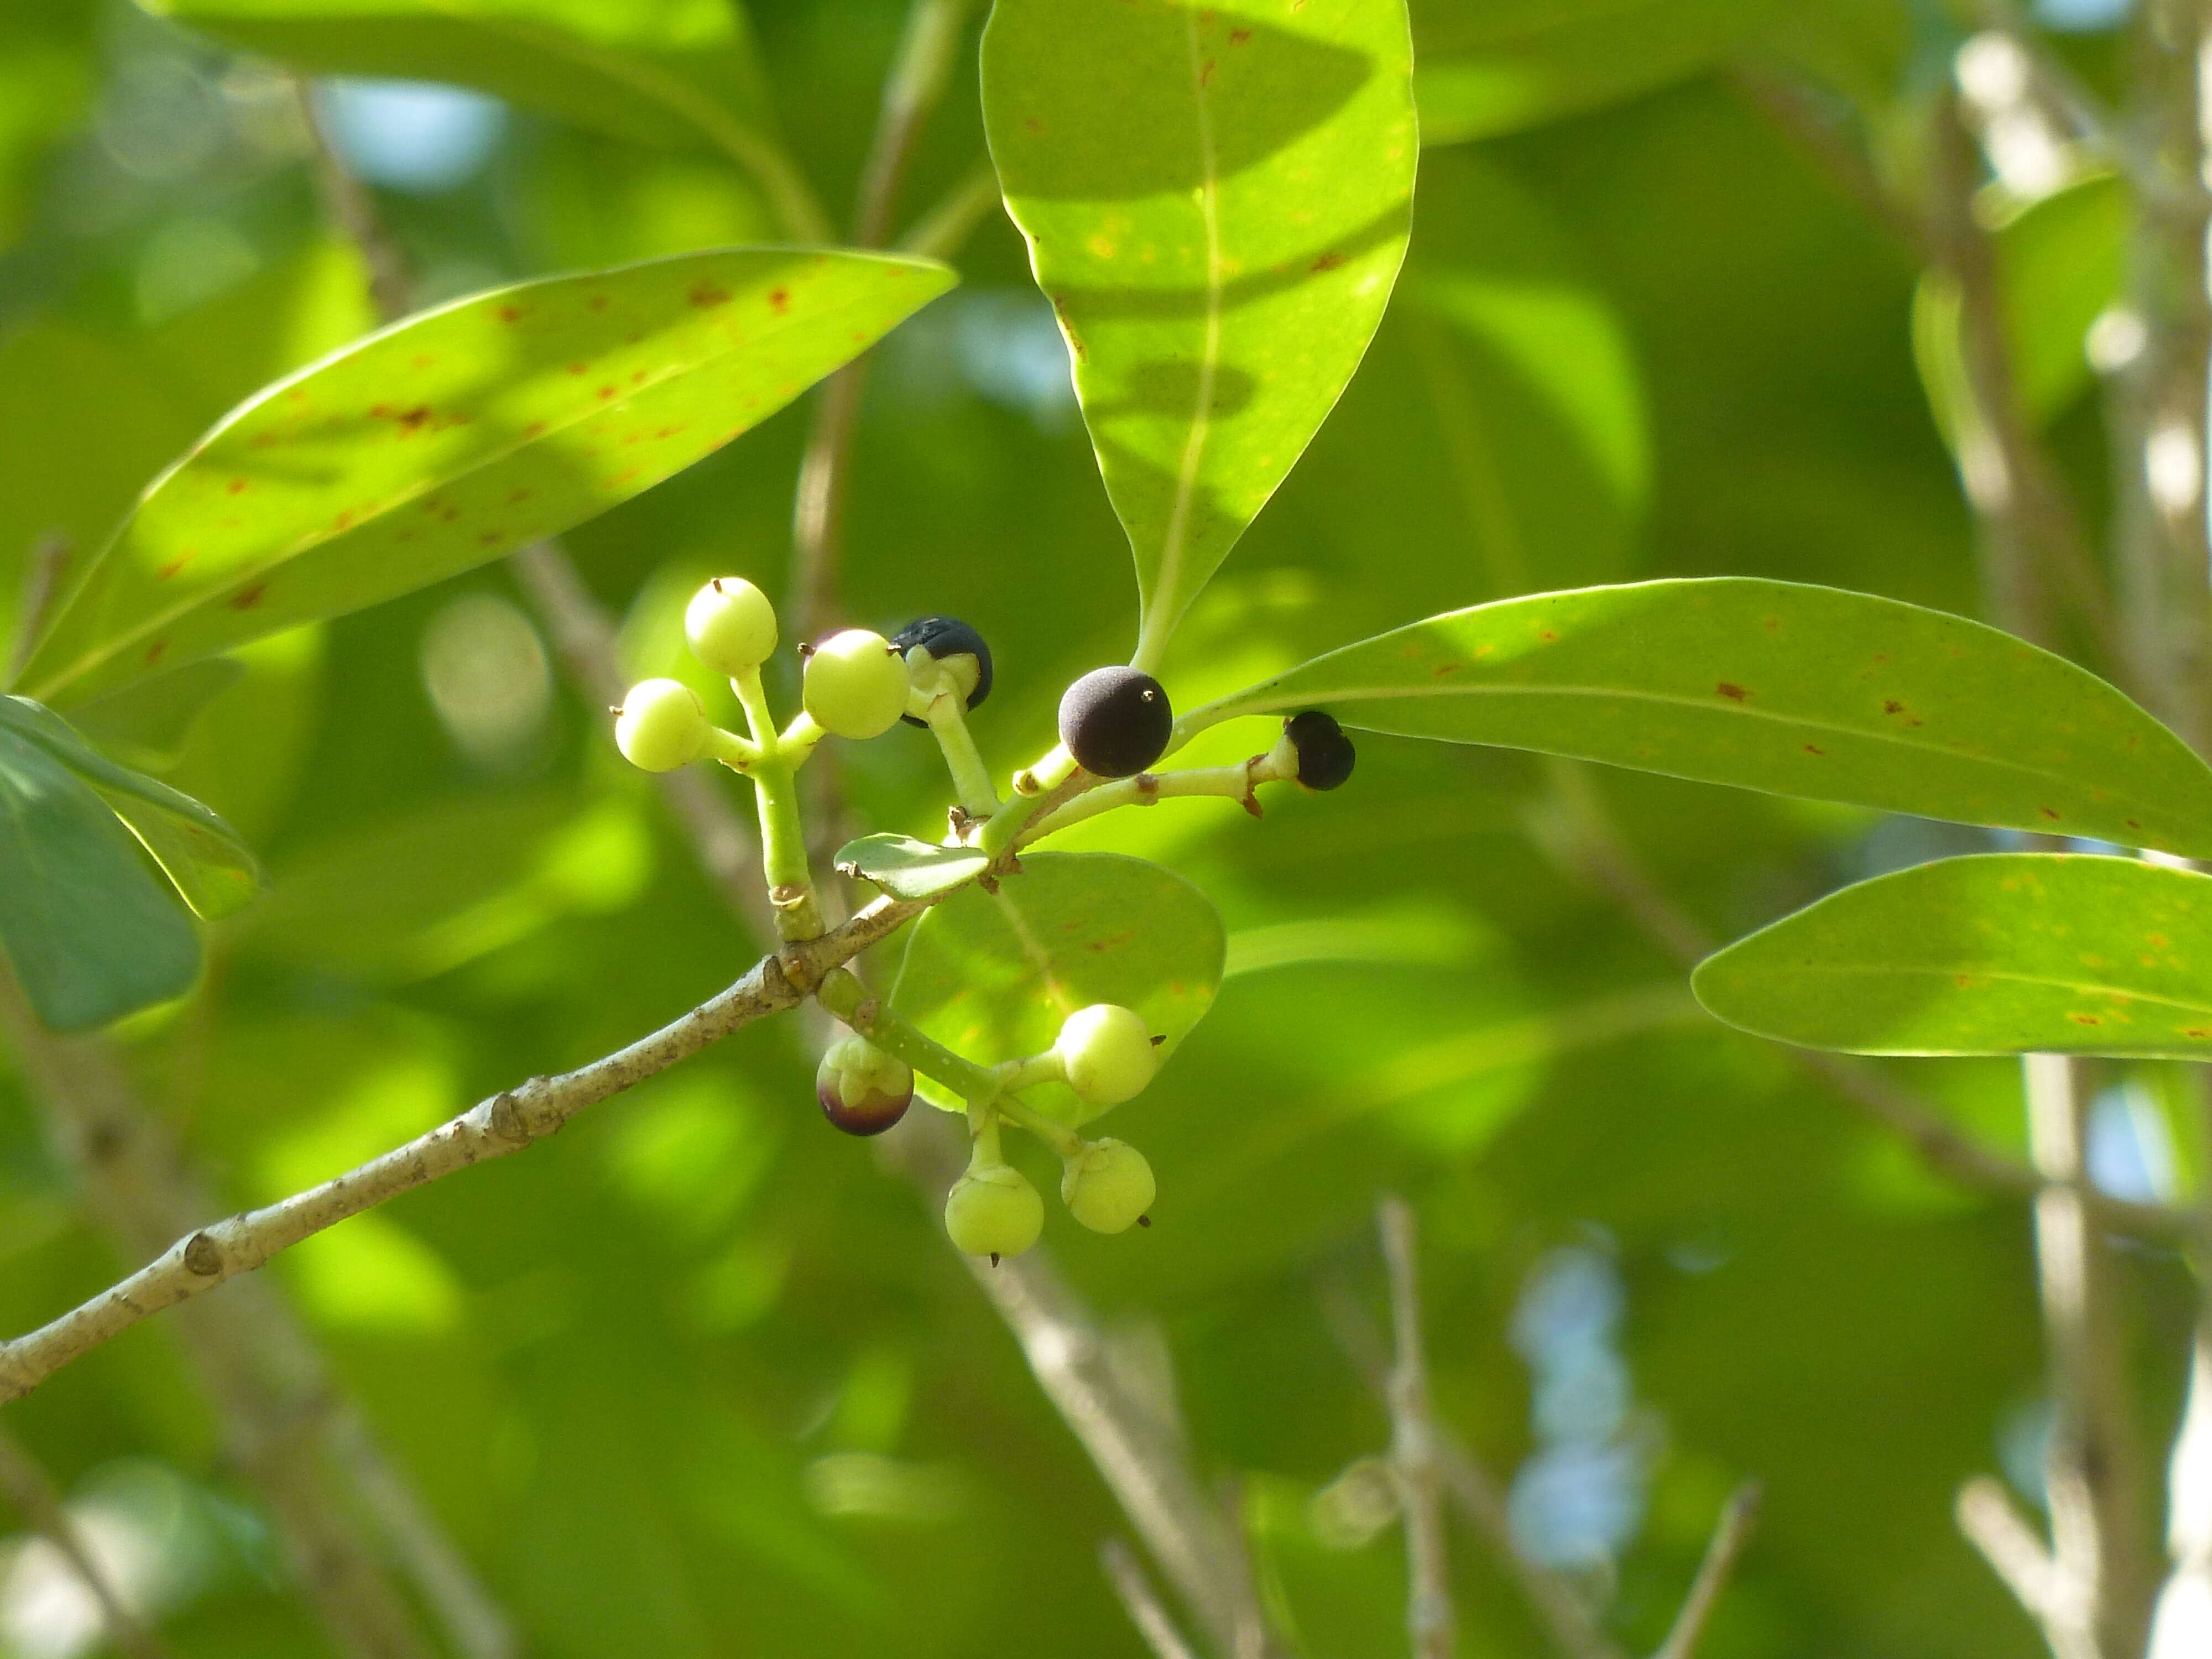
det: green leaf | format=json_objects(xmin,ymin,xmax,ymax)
[
  {"xmin": 0, "ymin": 697, "xmax": 262, "ymax": 920},
  {"xmin": 1693, "ymin": 853, "xmax": 2212, "ymax": 1058},
  {"xmin": 0, "ymin": 723, "xmax": 200, "ymax": 1032},
  {"xmin": 981, "ymin": 0, "xmax": 1417, "ymax": 669},
  {"xmin": 147, "ymin": 0, "xmax": 773, "ymax": 156},
  {"xmin": 889, "ymin": 852, "xmax": 1226, "ymax": 1124},
  {"xmin": 15, "ymin": 248, "xmax": 954, "ymax": 706},
  {"xmin": 66, "ymin": 659, "xmax": 247, "ymax": 771},
  {"xmin": 1413, "ymin": 0, "xmax": 1778, "ymax": 146},
  {"xmin": 1176, "ymin": 578, "xmax": 2212, "ymax": 857},
  {"xmin": 833, "ymin": 834, "xmax": 990, "ymax": 902}
]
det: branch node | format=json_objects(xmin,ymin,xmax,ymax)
[{"xmin": 181, "ymin": 1232, "xmax": 224, "ymax": 1277}]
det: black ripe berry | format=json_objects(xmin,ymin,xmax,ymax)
[
  {"xmin": 892, "ymin": 615, "xmax": 993, "ymax": 728},
  {"xmin": 1285, "ymin": 709, "xmax": 1356, "ymax": 791},
  {"xmin": 1059, "ymin": 666, "xmax": 1172, "ymax": 778}
]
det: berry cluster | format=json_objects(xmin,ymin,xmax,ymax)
[{"xmin": 611, "ymin": 576, "xmax": 1358, "ymax": 1262}]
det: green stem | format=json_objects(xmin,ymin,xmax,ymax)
[
  {"xmin": 995, "ymin": 1091, "xmax": 1083, "ymax": 1159},
  {"xmin": 979, "ymin": 745, "xmax": 1081, "ymax": 854},
  {"xmin": 1030, "ymin": 749, "xmax": 1293, "ymax": 841},
  {"xmin": 732, "ymin": 667, "xmax": 781, "ymax": 752},
  {"xmin": 925, "ymin": 695, "xmax": 1001, "ymax": 817},
  {"xmin": 817, "ymin": 968, "xmax": 1001, "ymax": 1102},
  {"xmin": 750, "ymin": 758, "xmax": 823, "ymax": 941}
]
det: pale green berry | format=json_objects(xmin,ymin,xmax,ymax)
[
  {"xmin": 614, "ymin": 678, "xmax": 709, "ymax": 771},
  {"xmin": 685, "ymin": 576, "xmax": 778, "ymax": 676},
  {"xmin": 803, "ymin": 629, "xmax": 910, "ymax": 739},
  {"xmin": 1060, "ymin": 1138, "xmax": 1155, "ymax": 1234},
  {"xmin": 1055, "ymin": 1004, "xmax": 1158, "ymax": 1107},
  {"xmin": 943, "ymin": 1163, "xmax": 1044, "ymax": 1260}
]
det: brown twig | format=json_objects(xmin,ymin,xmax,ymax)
[
  {"xmin": 1650, "ymin": 1484, "xmax": 1761, "ymax": 1659},
  {"xmin": 0, "ymin": 1419, "xmax": 177, "ymax": 1659},
  {"xmin": 1379, "ymin": 1198, "xmax": 1453, "ymax": 1659},
  {"xmin": 8, "ymin": 531, "xmax": 72, "ymax": 685},
  {"xmin": 1102, "ymin": 1538, "xmax": 1203, "ymax": 1659}
]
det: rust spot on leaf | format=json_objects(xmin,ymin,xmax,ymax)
[
  {"xmin": 2070, "ymin": 1013, "xmax": 2102, "ymax": 1025},
  {"xmin": 1716, "ymin": 682, "xmax": 1747, "ymax": 702},
  {"xmin": 229, "ymin": 584, "xmax": 266, "ymax": 611},
  {"xmin": 1803, "ymin": 744, "xmax": 1824, "ymax": 755},
  {"xmin": 524, "ymin": 421, "xmax": 548, "ymax": 439},
  {"xmin": 2188, "ymin": 1029, "xmax": 2211, "ymax": 1039},
  {"xmin": 478, "ymin": 530, "xmax": 503, "ymax": 546},
  {"xmin": 689, "ymin": 281, "xmax": 731, "ymax": 309},
  {"xmin": 588, "ymin": 294, "xmax": 608, "ymax": 311},
  {"xmin": 2127, "ymin": 819, "xmax": 2142, "ymax": 830},
  {"xmin": 226, "ymin": 478, "xmax": 248, "ymax": 495},
  {"xmin": 1230, "ymin": 26, "xmax": 1251, "ymax": 43},
  {"xmin": 598, "ymin": 385, "xmax": 617, "ymax": 400},
  {"xmin": 497, "ymin": 304, "xmax": 523, "ymax": 323},
  {"xmin": 1199, "ymin": 57, "xmax": 1217, "ymax": 86},
  {"xmin": 1538, "ymin": 630, "xmax": 1558, "ymax": 643},
  {"xmin": 1431, "ymin": 662, "xmax": 1460, "ymax": 676},
  {"xmin": 768, "ymin": 288, "xmax": 790, "ymax": 314},
  {"xmin": 2041, "ymin": 807, "xmax": 2060, "ymax": 820},
  {"xmin": 1024, "ymin": 116, "xmax": 1043, "ymax": 134},
  {"xmin": 507, "ymin": 488, "xmax": 531, "ymax": 505},
  {"xmin": 397, "ymin": 405, "xmax": 432, "ymax": 433},
  {"xmin": 1310, "ymin": 251, "xmax": 1344, "ymax": 273},
  {"xmin": 1884, "ymin": 700, "xmax": 1904, "ymax": 714},
  {"xmin": 145, "ymin": 641, "xmax": 166, "ymax": 665},
  {"xmin": 158, "ymin": 555, "xmax": 191, "ymax": 580}
]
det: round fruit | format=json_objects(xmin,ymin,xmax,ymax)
[
  {"xmin": 892, "ymin": 615, "xmax": 994, "ymax": 727},
  {"xmin": 1055, "ymin": 1004, "xmax": 1159, "ymax": 1107},
  {"xmin": 943, "ymin": 1164, "xmax": 1044, "ymax": 1259},
  {"xmin": 1060, "ymin": 1139, "xmax": 1155, "ymax": 1234},
  {"xmin": 614, "ymin": 679, "xmax": 710, "ymax": 771},
  {"xmin": 686, "ymin": 577, "xmax": 778, "ymax": 676},
  {"xmin": 815, "ymin": 1037, "xmax": 914, "ymax": 1137},
  {"xmin": 803, "ymin": 629, "xmax": 911, "ymax": 739},
  {"xmin": 1058, "ymin": 666, "xmax": 1173, "ymax": 778},
  {"xmin": 1285, "ymin": 709, "xmax": 1357, "ymax": 791}
]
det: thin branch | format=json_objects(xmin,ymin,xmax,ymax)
[
  {"xmin": 899, "ymin": 159, "xmax": 1005, "ymax": 262},
  {"xmin": 8, "ymin": 530, "xmax": 71, "ymax": 684},
  {"xmin": 789, "ymin": 0, "xmax": 976, "ymax": 645},
  {"xmin": 1958, "ymin": 1475, "xmax": 2066, "ymax": 1635},
  {"xmin": 0, "ymin": 890, "xmax": 922, "ymax": 1405},
  {"xmin": 0, "ymin": 1419, "xmax": 176, "ymax": 1659},
  {"xmin": 1102, "ymin": 1538, "xmax": 1203, "ymax": 1659},
  {"xmin": 293, "ymin": 82, "xmax": 414, "ymax": 322},
  {"xmin": 2025, "ymin": 1051, "xmax": 2159, "ymax": 1659},
  {"xmin": 1728, "ymin": 64, "xmax": 1928, "ymax": 256},
  {"xmin": 1379, "ymin": 1198, "xmax": 1453, "ymax": 1659},
  {"xmin": 1520, "ymin": 761, "xmax": 2201, "ymax": 1248},
  {"xmin": 1320, "ymin": 1269, "xmax": 1625, "ymax": 1659},
  {"xmin": 1650, "ymin": 1483, "xmax": 1761, "ymax": 1659},
  {"xmin": 0, "ymin": 978, "xmax": 442, "ymax": 1659}
]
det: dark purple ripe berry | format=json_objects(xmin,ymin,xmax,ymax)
[
  {"xmin": 1058, "ymin": 666, "xmax": 1172, "ymax": 778},
  {"xmin": 816, "ymin": 1040, "xmax": 915, "ymax": 1137},
  {"xmin": 892, "ymin": 615, "xmax": 993, "ymax": 728},
  {"xmin": 1285, "ymin": 710, "xmax": 1356, "ymax": 791}
]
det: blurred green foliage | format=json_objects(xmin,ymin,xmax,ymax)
[{"xmin": 0, "ymin": 2, "xmax": 2190, "ymax": 1657}]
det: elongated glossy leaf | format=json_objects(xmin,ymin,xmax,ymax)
[
  {"xmin": 889, "ymin": 852, "xmax": 1225, "ymax": 1125},
  {"xmin": 0, "ymin": 696, "xmax": 262, "ymax": 919},
  {"xmin": 834, "ymin": 834, "xmax": 989, "ymax": 902},
  {"xmin": 0, "ymin": 724, "xmax": 200, "ymax": 1032},
  {"xmin": 17, "ymin": 249, "xmax": 953, "ymax": 705},
  {"xmin": 148, "ymin": 0, "xmax": 771, "ymax": 154},
  {"xmin": 1414, "ymin": 0, "xmax": 1776, "ymax": 145},
  {"xmin": 1694, "ymin": 854, "xmax": 2212, "ymax": 1058},
  {"xmin": 1176, "ymin": 578, "xmax": 2212, "ymax": 857},
  {"xmin": 982, "ymin": 0, "xmax": 1417, "ymax": 669}
]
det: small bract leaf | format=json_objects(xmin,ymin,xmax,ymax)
[
  {"xmin": 1693, "ymin": 854, "xmax": 2212, "ymax": 1059},
  {"xmin": 66, "ymin": 658, "xmax": 246, "ymax": 770},
  {"xmin": 889, "ymin": 852, "xmax": 1225, "ymax": 1125},
  {"xmin": 834, "ymin": 834, "xmax": 990, "ymax": 902},
  {"xmin": 982, "ymin": 0, "xmax": 1417, "ymax": 669},
  {"xmin": 0, "ymin": 723, "xmax": 200, "ymax": 1032},
  {"xmin": 0, "ymin": 696, "xmax": 262, "ymax": 920},
  {"xmin": 17, "ymin": 248, "xmax": 954, "ymax": 705},
  {"xmin": 1176, "ymin": 578, "xmax": 2212, "ymax": 858}
]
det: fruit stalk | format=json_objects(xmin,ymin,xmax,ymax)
[{"xmin": 815, "ymin": 968, "xmax": 1002, "ymax": 1104}]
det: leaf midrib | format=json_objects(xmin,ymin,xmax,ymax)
[{"xmin": 1720, "ymin": 959, "xmax": 2212, "ymax": 1021}]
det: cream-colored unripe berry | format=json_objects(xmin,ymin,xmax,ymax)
[
  {"xmin": 1060, "ymin": 1139, "xmax": 1155, "ymax": 1234},
  {"xmin": 943, "ymin": 1164, "xmax": 1044, "ymax": 1259},
  {"xmin": 1055, "ymin": 1004, "xmax": 1158, "ymax": 1106},
  {"xmin": 614, "ymin": 679, "xmax": 710, "ymax": 771},
  {"xmin": 685, "ymin": 577, "xmax": 778, "ymax": 675},
  {"xmin": 802, "ymin": 629, "xmax": 910, "ymax": 739}
]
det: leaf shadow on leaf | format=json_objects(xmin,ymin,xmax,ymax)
[
  {"xmin": 1083, "ymin": 359, "xmax": 1259, "ymax": 423},
  {"xmin": 987, "ymin": 0, "xmax": 1374, "ymax": 200},
  {"xmin": 1044, "ymin": 204, "xmax": 1412, "ymax": 324}
]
